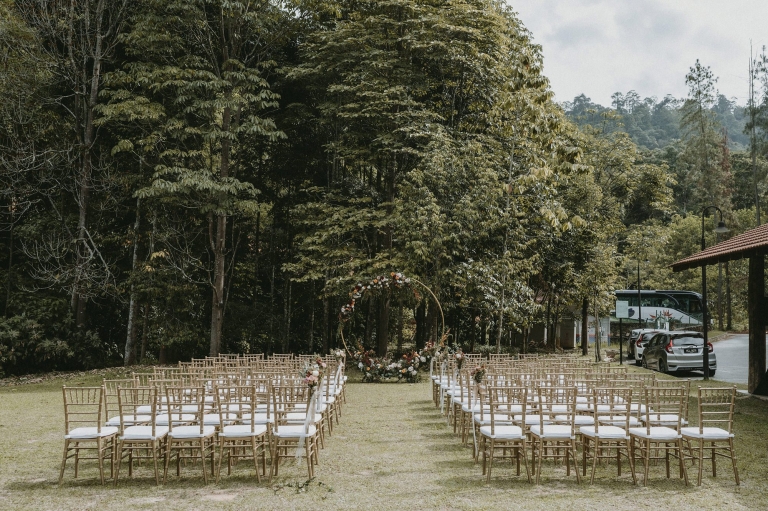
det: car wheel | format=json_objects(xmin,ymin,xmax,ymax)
[
  {"xmin": 641, "ymin": 356, "xmax": 648, "ymax": 370},
  {"xmin": 658, "ymin": 360, "xmax": 667, "ymax": 374},
  {"xmin": 635, "ymin": 357, "xmax": 642, "ymax": 366},
  {"xmin": 709, "ymin": 370, "xmax": 716, "ymax": 377}
]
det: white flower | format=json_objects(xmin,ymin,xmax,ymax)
[
  {"xmin": 420, "ymin": 356, "xmax": 426, "ymax": 363},
  {"xmin": 312, "ymin": 370, "xmax": 319, "ymax": 377},
  {"xmin": 358, "ymin": 362, "xmax": 364, "ymax": 369}
]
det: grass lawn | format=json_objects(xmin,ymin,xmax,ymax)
[{"xmin": 1, "ymin": 364, "xmax": 767, "ymax": 510}]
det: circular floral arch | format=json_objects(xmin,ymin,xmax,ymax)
[{"xmin": 337, "ymin": 272, "xmax": 446, "ymax": 357}]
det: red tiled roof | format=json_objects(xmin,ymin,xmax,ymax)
[{"xmin": 672, "ymin": 223, "xmax": 768, "ymax": 272}]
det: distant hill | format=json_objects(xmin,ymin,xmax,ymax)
[{"xmin": 563, "ymin": 92, "xmax": 748, "ymax": 151}]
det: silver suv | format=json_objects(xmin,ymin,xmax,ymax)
[{"xmin": 642, "ymin": 331, "xmax": 717, "ymax": 376}]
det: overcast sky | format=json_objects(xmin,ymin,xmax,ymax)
[{"xmin": 512, "ymin": 0, "xmax": 767, "ymax": 107}]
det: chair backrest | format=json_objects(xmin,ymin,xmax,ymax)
[
  {"xmin": 639, "ymin": 385, "xmax": 686, "ymax": 432},
  {"xmin": 217, "ymin": 384, "xmax": 259, "ymax": 434},
  {"xmin": 117, "ymin": 386, "xmax": 159, "ymax": 435},
  {"xmin": 62, "ymin": 386, "xmax": 106, "ymax": 434},
  {"xmin": 103, "ymin": 378, "xmax": 137, "ymax": 419},
  {"xmin": 165, "ymin": 386, "xmax": 206, "ymax": 434},
  {"xmin": 590, "ymin": 386, "xmax": 633, "ymax": 432},
  {"xmin": 540, "ymin": 386, "xmax": 577, "ymax": 433},
  {"xmin": 487, "ymin": 385, "xmax": 527, "ymax": 435},
  {"xmin": 654, "ymin": 378, "xmax": 691, "ymax": 421},
  {"xmin": 695, "ymin": 386, "xmax": 736, "ymax": 435}
]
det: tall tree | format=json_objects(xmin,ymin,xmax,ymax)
[
  {"xmin": 14, "ymin": 0, "xmax": 130, "ymax": 327},
  {"xmin": 101, "ymin": 0, "xmax": 285, "ymax": 356}
]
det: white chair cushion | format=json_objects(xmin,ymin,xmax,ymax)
[
  {"xmin": 241, "ymin": 413, "xmax": 274, "ymax": 425},
  {"xmin": 106, "ymin": 414, "xmax": 151, "ymax": 427},
  {"xmin": 680, "ymin": 427, "xmax": 733, "ymax": 440},
  {"xmin": 219, "ymin": 424, "xmax": 268, "ymax": 438},
  {"xmin": 479, "ymin": 425, "xmax": 525, "ymax": 440},
  {"xmin": 156, "ymin": 413, "xmax": 195, "ymax": 425},
  {"xmin": 629, "ymin": 426, "xmax": 680, "ymax": 440},
  {"xmin": 65, "ymin": 426, "xmax": 118, "ymax": 440},
  {"xmin": 473, "ymin": 414, "xmax": 514, "ymax": 426},
  {"xmin": 273, "ymin": 424, "xmax": 317, "ymax": 438},
  {"xmin": 580, "ymin": 425, "xmax": 628, "ymax": 439},
  {"xmin": 642, "ymin": 414, "xmax": 685, "ymax": 426},
  {"xmin": 120, "ymin": 425, "xmax": 169, "ymax": 441},
  {"xmin": 168, "ymin": 425, "xmax": 216, "ymax": 439},
  {"xmin": 598, "ymin": 416, "xmax": 640, "ymax": 427},
  {"xmin": 557, "ymin": 414, "xmax": 594, "ymax": 426},
  {"xmin": 136, "ymin": 405, "xmax": 153, "ymax": 414},
  {"xmin": 514, "ymin": 414, "xmax": 549, "ymax": 425},
  {"xmin": 530, "ymin": 424, "xmax": 573, "ymax": 439}
]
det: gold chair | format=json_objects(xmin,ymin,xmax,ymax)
[
  {"xmin": 580, "ymin": 386, "xmax": 636, "ymax": 484},
  {"xmin": 682, "ymin": 386, "xmax": 739, "ymax": 485},
  {"xmin": 529, "ymin": 386, "xmax": 580, "ymax": 484},
  {"xmin": 114, "ymin": 386, "xmax": 167, "ymax": 485},
  {"xmin": 479, "ymin": 385, "xmax": 530, "ymax": 483},
  {"xmin": 59, "ymin": 386, "xmax": 117, "ymax": 485},
  {"xmin": 215, "ymin": 383, "xmax": 269, "ymax": 482},
  {"xmin": 629, "ymin": 386, "xmax": 689, "ymax": 486},
  {"xmin": 163, "ymin": 386, "xmax": 216, "ymax": 483}
]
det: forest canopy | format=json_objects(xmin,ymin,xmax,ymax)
[{"xmin": 0, "ymin": 0, "xmax": 767, "ymax": 375}]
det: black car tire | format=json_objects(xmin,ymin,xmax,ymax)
[
  {"xmin": 709, "ymin": 370, "xmax": 716, "ymax": 377},
  {"xmin": 635, "ymin": 357, "xmax": 642, "ymax": 366},
  {"xmin": 658, "ymin": 360, "xmax": 667, "ymax": 374},
  {"xmin": 641, "ymin": 356, "xmax": 648, "ymax": 370}
]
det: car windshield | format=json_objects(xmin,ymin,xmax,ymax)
[{"xmin": 671, "ymin": 335, "xmax": 704, "ymax": 346}]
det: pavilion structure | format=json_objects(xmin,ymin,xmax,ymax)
[{"xmin": 671, "ymin": 223, "xmax": 768, "ymax": 395}]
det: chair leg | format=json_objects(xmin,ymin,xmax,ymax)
[
  {"xmin": 697, "ymin": 438, "xmax": 704, "ymax": 486},
  {"xmin": 152, "ymin": 442, "xmax": 160, "ymax": 486},
  {"xmin": 678, "ymin": 439, "xmax": 688, "ymax": 486},
  {"xmin": 59, "ymin": 441, "xmax": 69, "ymax": 485},
  {"xmin": 216, "ymin": 438, "xmax": 225, "ymax": 483},
  {"xmin": 486, "ymin": 439, "xmax": 494, "ymax": 483},
  {"xmin": 200, "ymin": 438, "xmax": 208, "ymax": 484},
  {"xmin": 251, "ymin": 436, "xmax": 261, "ymax": 483},
  {"xmin": 163, "ymin": 440, "xmax": 171, "ymax": 484},
  {"xmin": 726, "ymin": 439, "xmax": 739, "ymax": 485},
  {"xmin": 97, "ymin": 438, "xmax": 105, "ymax": 485},
  {"xmin": 113, "ymin": 441, "xmax": 123, "ymax": 487}
]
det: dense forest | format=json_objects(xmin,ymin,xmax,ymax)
[{"xmin": 1, "ymin": 0, "xmax": 767, "ymax": 376}]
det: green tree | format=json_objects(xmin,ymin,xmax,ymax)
[{"xmin": 100, "ymin": 0, "xmax": 285, "ymax": 356}]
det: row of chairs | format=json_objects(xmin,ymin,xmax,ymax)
[
  {"xmin": 59, "ymin": 354, "xmax": 347, "ymax": 485},
  {"xmin": 432, "ymin": 354, "xmax": 739, "ymax": 486}
]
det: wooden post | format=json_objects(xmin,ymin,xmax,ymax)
[{"xmin": 748, "ymin": 253, "xmax": 766, "ymax": 394}]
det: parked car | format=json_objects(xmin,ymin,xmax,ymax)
[
  {"xmin": 628, "ymin": 329, "xmax": 662, "ymax": 365},
  {"xmin": 641, "ymin": 331, "xmax": 717, "ymax": 376}
]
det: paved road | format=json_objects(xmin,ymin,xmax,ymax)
[{"xmin": 663, "ymin": 334, "xmax": 768, "ymax": 384}]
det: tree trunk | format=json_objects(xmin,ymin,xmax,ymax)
[
  {"xmin": 396, "ymin": 301, "xmax": 404, "ymax": 353},
  {"xmin": 4, "ymin": 220, "xmax": 12, "ymax": 318},
  {"xmin": 415, "ymin": 301, "xmax": 426, "ymax": 349},
  {"xmin": 581, "ymin": 297, "xmax": 589, "ymax": 356},
  {"xmin": 717, "ymin": 261, "xmax": 724, "ymax": 331},
  {"xmin": 322, "ymin": 291, "xmax": 330, "ymax": 352},
  {"xmin": 725, "ymin": 261, "xmax": 733, "ymax": 331},
  {"xmin": 209, "ymin": 103, "xmax": 232, "ymax": 356},
  {"xmin": 124, "ymin": 198, "xmax": 141, "ymax": 366},
  {"xmin": 594, "ymin": 294, "xmax": 602, "ymax": 362},
  {"xmin": 364, "ymin": 297, "xmax": 375, "ymax": 350},
  {"xmin": 308, "ymin": 281, "xmax": 315, "ymax": 352},
  {"xmin": 376, "ymin": 293, "xmax": 390, "ymax": 357},
  {"xmin": 139, "ymin": 303, "xmax": 150, "ymax": 363}
]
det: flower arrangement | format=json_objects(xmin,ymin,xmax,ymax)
[
  {"xmin": 352, "ymin": 349, "xmax": 422, "ymax": 383},
  {"xmin": 301, "ymin": 357, "xmax": 326, "ymax": 392},
  {"xmin": 332, "ymin": 349, "xmax": 345, "ymax": 362},
  {"xmin": 470, "ymin": 364, "xmax": 486, "ymax": 384},
  {"xmin": 454, "ymin": 350, "xmax": 465, "ymax": 370},
  {"xmin": 339, "ymin": 272, "xmax": 413, "ymax": 322}
]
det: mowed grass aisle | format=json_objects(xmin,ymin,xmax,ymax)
[{"xmin": 2, "ymin": 374, "xmax": 768, "ymax": 510}]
